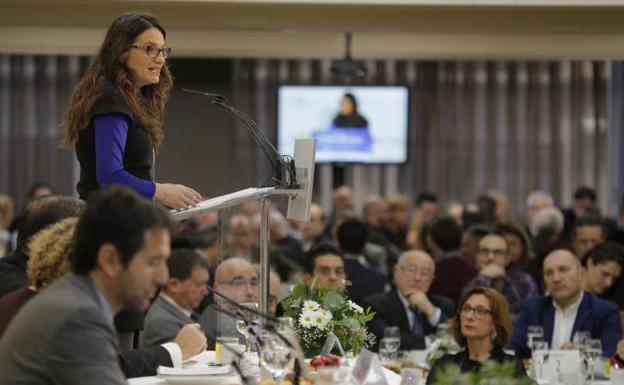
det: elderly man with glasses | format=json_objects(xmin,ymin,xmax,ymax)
[
  {"xmin": 362, "ymin": 250, "xmax": 454, "ymax": 351},
  {"xmin": 198, "ymin": 258, "xmax": 259, "ymax": 348}
]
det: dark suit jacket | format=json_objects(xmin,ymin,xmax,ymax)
[
  {"xmin": 0, "ymin": 249, "xmax": 29, "ymax": 299},
  {"xmin": 362, "ymin": 289, "xmax": 455, "ymax": 351},
  {"xmin": 344, "ymin": 256, "xmax": 386, "ymax": 305},
  {"xmin": 0, "ymin": 273, "xmax": 172, "ymax": 384},
  {"xmin": 509, "ymin": 292, "xmax": 622, "ymax": 358},
  {"xmin": 426, "ymin": 348, "xmax": 527, "ymax": 385}
]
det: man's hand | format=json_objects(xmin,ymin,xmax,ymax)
[
  {"xmin": 617, "ymin": 339, "xmax": 624, "ymax": 359},
  {"xmin": 480, "ymin": 263, "xmax": 506, "ymax": 279},
  {"xmin": 560, "ymin": 342, "xmax": 574, "ymax": 350},
  {"xmin": 406, "ymin": 290, "xmax": 436, "ymax": 318},
  {"xmin": 174, "ymin": 323, "xmax": 207, "ymax": 360}
]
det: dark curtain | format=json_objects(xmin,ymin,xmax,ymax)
[{"xmin": 233, "ymin": 59, "xmax": 619, "ymax": 219}]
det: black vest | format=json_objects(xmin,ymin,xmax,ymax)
[{"xmin": 75, "ymin": 86, "xmax": 154, "ymax": 199}]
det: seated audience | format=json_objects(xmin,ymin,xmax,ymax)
[
  {"xmin": 428, "ymin": 217, "xmax": 478, "ymax": 304},
  {"xmin": 269, "ymin": 270, "xmax": 281, "ymax": 315},
  {"xmin": 509, "ymin": 249, "xmax": 621, "ymax": 358},
  {"xmin": 464, "ymin": 232, "xmax": 538, "ymax": 318},
  {"xmin": 299, "ymin": 203, "xmax": 330, "ymax": 252},
  {"xmin": 303, "ymin": 243, "xmax": 346, "ymax": 290},
  {"xmin": 426, "ymin": 287, "xmax": 527, "ymax": 385},
  {"xmin": 199, "ymin": 257, "xmax": 259, "ymax": 347},
  {"xmin": 226, "ymin": 214, "xmax": 256, "ymax": 261},
  {"xmin": 0, "ymin": 217, "xmax": 77, "ymax": 337},
  {"xmin": 0, "ymin": 195, "xmax": 85, "ymax": 298},
  {"xmin": 143, "ymin": 249, "xmax": 210, "ymax": 347},
  {"xmin": 278, "ymin": 243, "xmax": 346, "ymax": 317},
  {"xmin": 0, "ymin": 187, "xmax": 207, "ymax": 384},
  {"xmin": 461, "ymin": 224, "xmax": 491, "ymax": 267},
  {"xmin": 525, "ymin": 191, "xmax": 555, "ymax": 238},
  {"xmin": 572, "ymin": 216, "xmax": 606, "ymax": 259},
  {"xmin": 581, "ymin": 242, "xmax": 624, "ymax": 296},
  {"xmin": 363, "ymin": 250, "xmax": 454, "ymax": 351},
  {"xmin": 0, "ymin": 194, "xmax": 14, "ymax": 257},
  {"xmin": 336, "ymin": 219, "xmax": 386, "ymax": 304},
  {"xmin": 495, "ymin": 221, "xmax": 534, "ymax": 271}
]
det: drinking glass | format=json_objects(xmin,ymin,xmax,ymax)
[
  {"xmin": 238, "ymin": 302, "xmax": 259, "ymax": 351},
  {"xmin": 378, "ymin": 338, "xmax": 394, "ymax": 365},
  {"xmin": 532, "ymin": 340, "xmax": 549, "ymax": 380},
  {"xmin": 260, "ymin": 334, "xmax": 292, "ymax": 383},
  {"xmin": 527, "ymin": 326, "xmax": 544, "ymax": 350},
  {"xmin": 584, "ymin": 339, "xmax": 602, "ymax": 382},
  {"xmin": 383, "ymin": 327, "xmax": 401, "ymax": 361},
  {"xmin": 573, "ymin": 331, "xmax": 591, "ymax": 350}
]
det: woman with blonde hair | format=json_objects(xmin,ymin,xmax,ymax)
[
  {"xmin": 0, "ymin": 217, "xmax": 77, "ymax": 337},
  {"xmin": 426, "ymin": 286, "xmax": 527, "ymax": 384}
]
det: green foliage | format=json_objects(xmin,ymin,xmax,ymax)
[
  {"xmin": 281, "ymin": 280, "xmax": 376, "ymax": 357},
  {"xmin": 431, "ymin": 361, "xmax": 533, "ymax": 385}
]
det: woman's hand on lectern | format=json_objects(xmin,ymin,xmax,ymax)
[{"xmin": 154, "ymin": 183, "xmax": 202, "ymax": 210}]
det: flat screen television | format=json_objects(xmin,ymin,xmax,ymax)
[{"xmin": 277, "ymin": 85, "xmax": 409, "ymax": 164}]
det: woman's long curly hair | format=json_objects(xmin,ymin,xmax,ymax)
[
  {"xmin": 27, "ymin": 217, "xmax": 78, "ymax": 290},
  {"xmin": 61, "ymin": 12, "xmax": 172, "ymax": 151}
]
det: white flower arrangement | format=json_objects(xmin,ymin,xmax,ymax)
[{"xmin": 281, "ymin": 280, "xmax": 376, "ymax": 357}]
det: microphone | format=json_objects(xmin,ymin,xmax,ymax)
[
  {"xmin": 206, "ymin": 285, "xmax": 280, "ymax": 324},
  {"xmin": 182, "ymin": 88, "xmax": 227, "ymax": 102}
]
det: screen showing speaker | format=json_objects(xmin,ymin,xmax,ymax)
[{"xmin": 277, "ymin": 85, "xmax": 409, "ymax": 164}]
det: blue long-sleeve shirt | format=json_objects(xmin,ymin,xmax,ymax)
[{"xmin": 94, "ymin": 114, "xmax": 156, "ymax": 199}]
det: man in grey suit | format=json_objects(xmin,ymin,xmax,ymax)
[
  {"xmin": 0, "ymin": 187, "xmax": 207, "ymax": 385},
  {"xmin": 143, "ymin": 248, "xmax": 210, "ymax": 347}
]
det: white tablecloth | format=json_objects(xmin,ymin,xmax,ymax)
[{"xmin": 128, "ymin": 351, "xmax": 402, "ymax": 385}]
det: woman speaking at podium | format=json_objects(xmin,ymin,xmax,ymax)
[{"xmin": 61, "ymin": 12, "xmax": 201, "ymax": 210}]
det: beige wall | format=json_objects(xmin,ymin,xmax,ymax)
[{"xmin": 2, "ymin": 0, "xmax": 624, "ymax": 59}]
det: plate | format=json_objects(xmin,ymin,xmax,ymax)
[{"xmin": 158, "ymin": 374, "xmax": 237, "ymax": 385}]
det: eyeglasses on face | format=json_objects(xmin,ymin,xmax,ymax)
[
  {"xmin": 399, "ymin": 265, "xmax": 433, "ymax": 278},
  {"xmin": 130, "ymin": 44, "xmax": 172, "ymax": 59},
  {"xmin": 460, "ymin": 305, "xmax": 492, "ymax": 318},
  {"xmin": 218, "ymin": 277, "xmax": 260, "ymax": 288}
]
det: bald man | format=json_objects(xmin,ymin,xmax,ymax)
[
  {"xmin": 362, "ymin": 251, "xmax": 454, "ymax": 351},
  {"xmin": 198, "ymin": 258, "xmax": 259, "ymax": 347},
  {"xmin": 509, "ymin": 249, "xmax": 621, "ymax": 358}
]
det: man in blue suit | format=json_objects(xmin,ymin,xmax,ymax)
[{"xmin": 509, "ymin": 249, "xmax": 621, "ymax": 358}]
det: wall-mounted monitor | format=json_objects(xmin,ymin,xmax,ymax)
[{"xmin": 277, "ymin": 85, "xmax": 409, "ymax": 164}]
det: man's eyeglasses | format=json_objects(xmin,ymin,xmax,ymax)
[
  {"xmin": 130, "ymin": 44, "xmax": 172, "ymax": 59},
  {"xmin": 459, "ymin": 305, "xmax": 492, "ymax": 318},
  {"xmin": 218, "ymin": 277, "xmax": 259, "ymax": 288},
  {"xmin": 399, "ymin": 265, "xmax": 433, "ymax": 278}
]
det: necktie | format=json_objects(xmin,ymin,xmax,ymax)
[
  {"xmin": 410, "ymin": 308, "xmax": 424, "ymax": 336},
  {"xmin": 190, "ymin": 312, "xmax": 201, "ymax": 322}
]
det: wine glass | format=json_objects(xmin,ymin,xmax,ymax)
[
  {"xmin": 527, "ymin": 326, "xmax": 544, "ymax": 350},
  {"xmin": 584, "ymin": 339, "xmax": 602, "ymax": 382},
  {"xmin": 261, "ymin": 334, "xmax": 292, "ymax": 383},
  {"xmin": 378, "ymin": 338, "xmax": 394, "ymax": 365},
  {"xmin": 383, "ymin": 326, "xmax": 401, "ymax": 361},
  {"xmin": 532, "ymin": 340, "xmax": 549, "ymax": 380}
]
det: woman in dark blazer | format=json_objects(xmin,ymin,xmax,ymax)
[{"xmin": 426, "ymin": 286, "xmax": 527, "ymax": 384}]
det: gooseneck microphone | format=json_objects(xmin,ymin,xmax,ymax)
[{"xmin": 182, "ymin": 88, "xmax": 298, "ymax": 189}]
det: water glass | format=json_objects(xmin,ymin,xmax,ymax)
[
  {"xmin": 383, "ymin": 327, "xmax": 401, "ymax": 361},
  {"xmin": 260, "ymin": 334, "xmax": 292, "ymax": 383},
  {"xmin": 532, "ymin": 340, "xmax": 549, "ymax": 380},
  {"xmin": 527, "ymin": 325, "xmax": 544, "ymax": 350},
  {"xmin": 379, "ymin": 338, "xmax": 395, "ymax": 365},
  {"xmin": 584, "ymin": 339, "xmax": 602, "ymax": 381},
  {"xmin": 572, "ymin": 331, "xmax": 591, "ymax": 350},
  {"xmin": 216, "ymin": 336, "xmax": 240, "ymax": 365}
]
